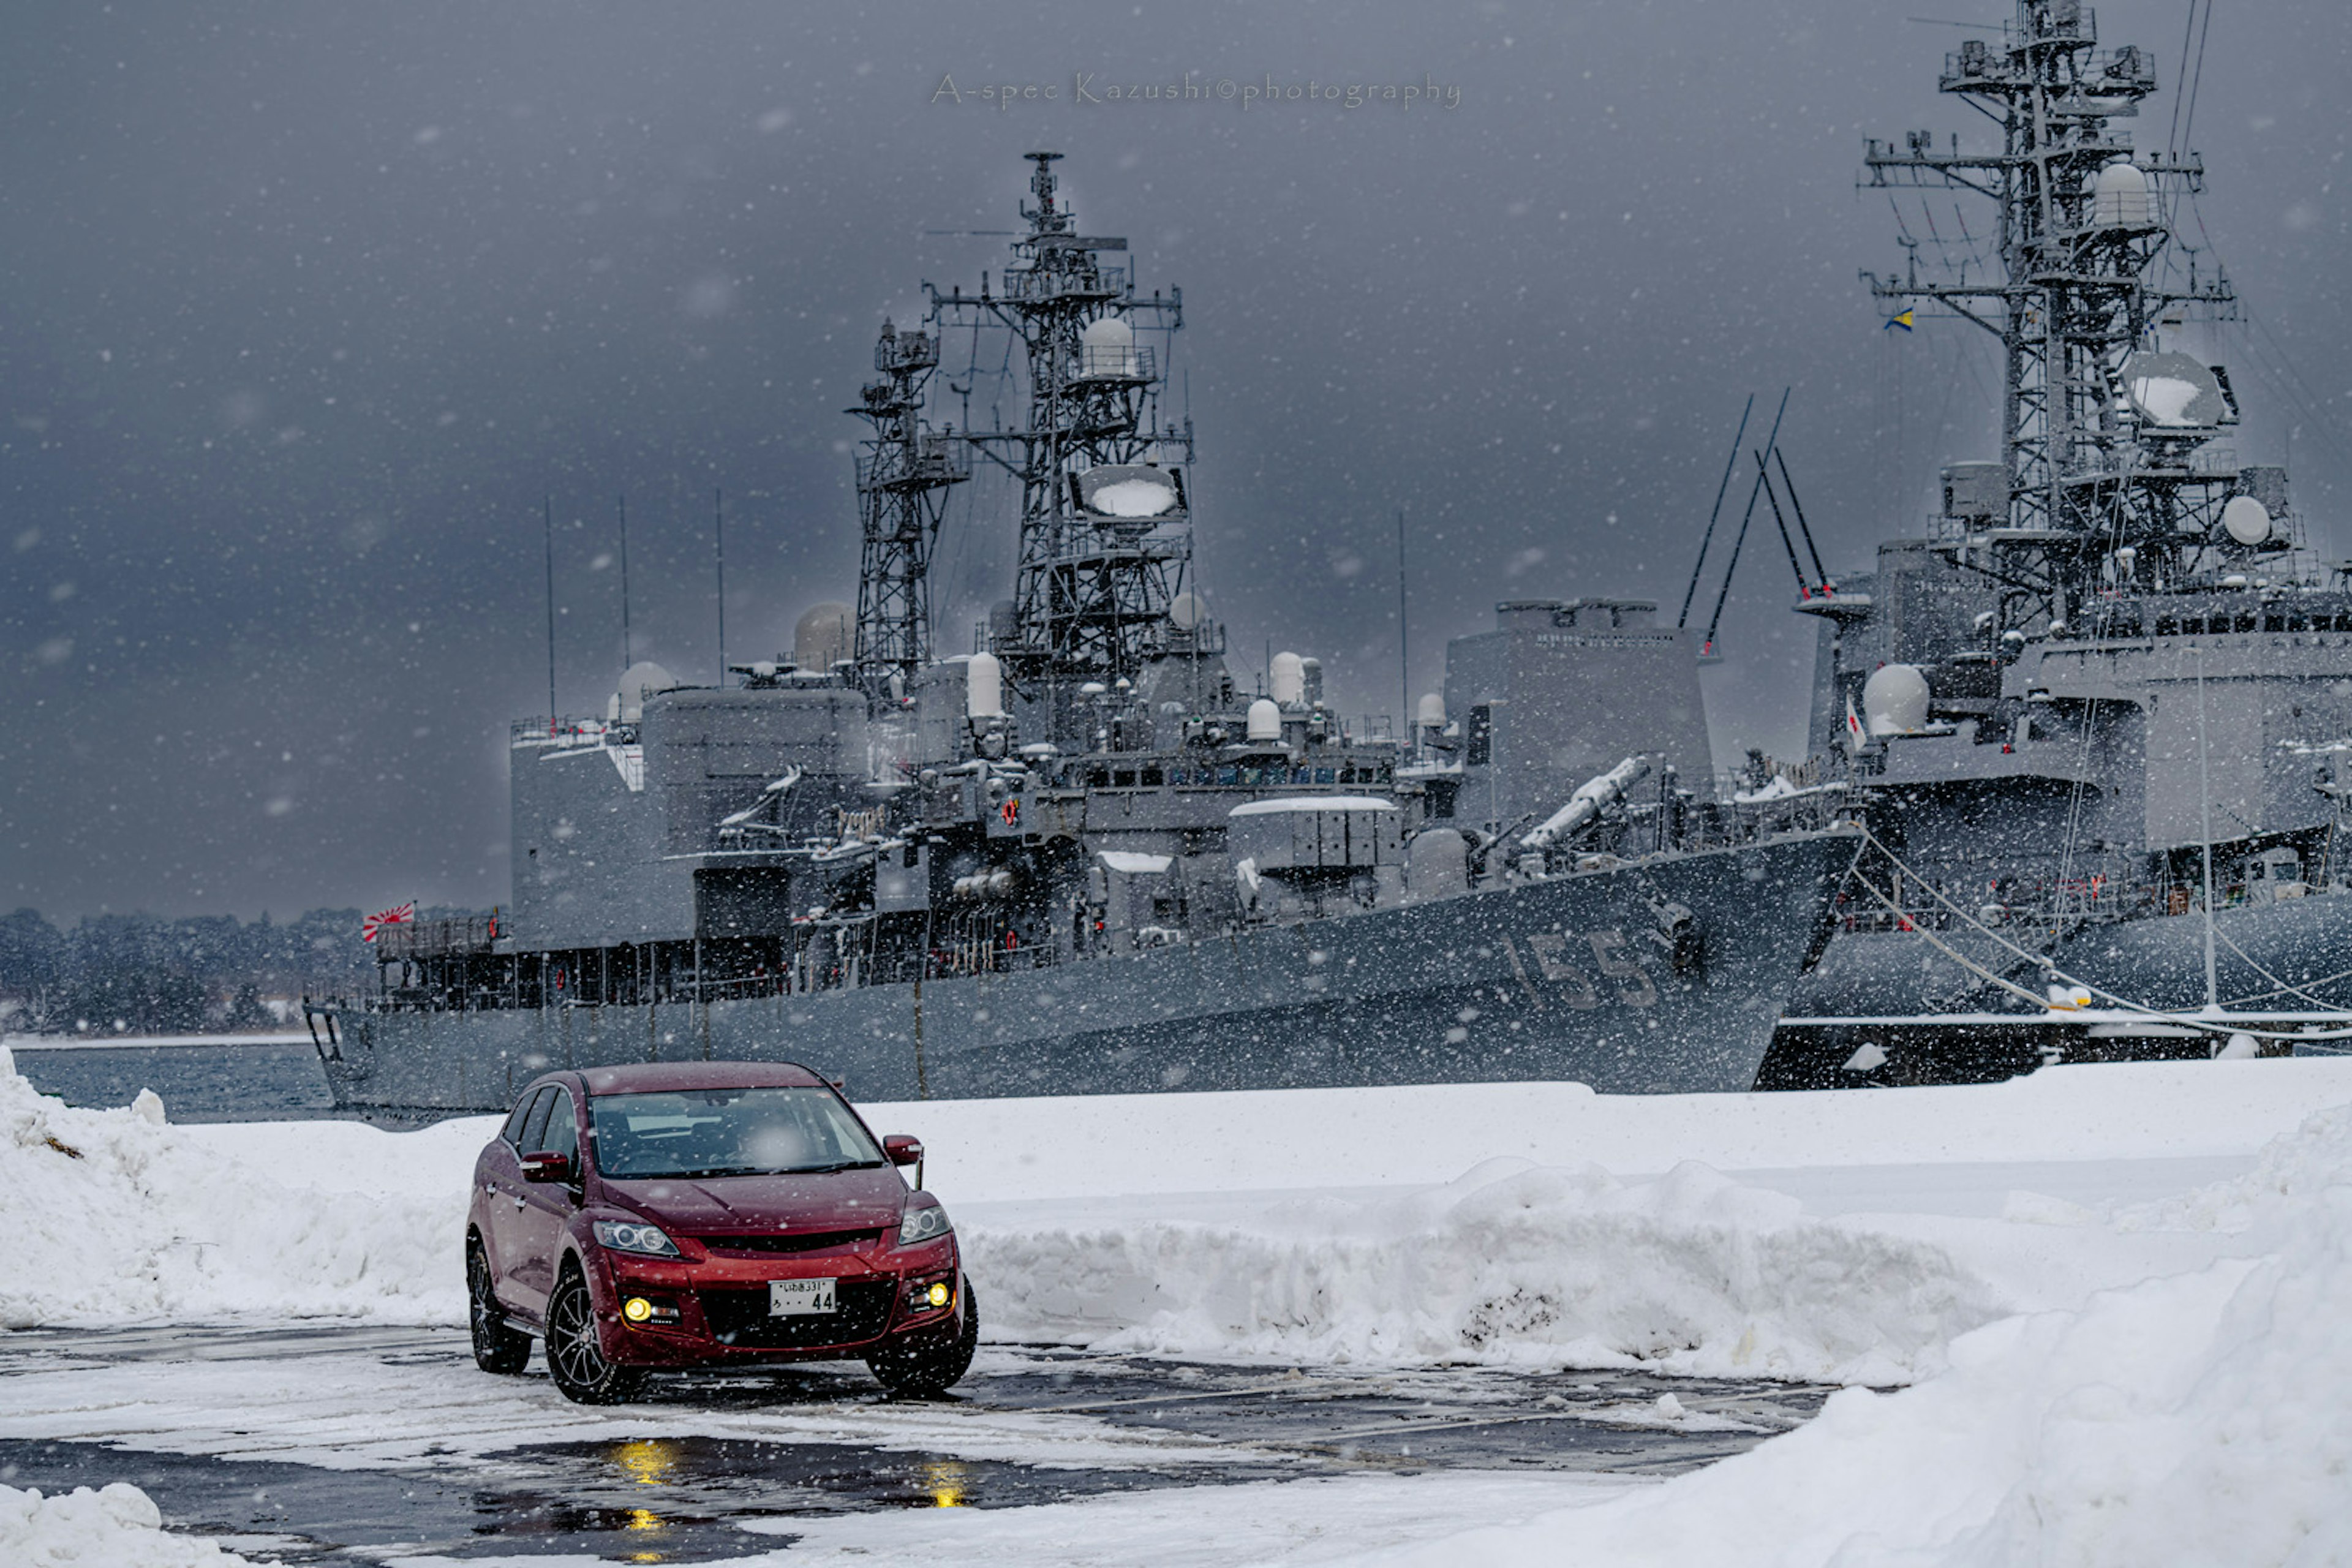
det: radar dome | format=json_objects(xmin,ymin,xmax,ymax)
[
  {"xmin": 2091, "ymin": 162, "xmax": 2154, "ymax": 228},
  {"xmin": 965, "ymin": 650, "xmax": 1004, "ymax": 719},
  {"xmin": 1861, "ymin": 663, "xmax": 1931, "ymax": 736},
  {"xmin": 1269, "ymin": 652, "xmax": 1306, "ymax": 706},
  {"xmin": 2222, "ymin": 495, "xmax": 2273, "ymax": 546},
  {"xmin": 793, "ymin": 602, "xmax": 851, "ymax": 674},
  {"xmin": 1167, "ymin": 591, "xmax": 1208, "ymax": 631},
  {"xmin": 1079, "ymin": 314, "xmax": 1137, "ymax": 376},
  {"xmin": 616, "ymin": 660, "xmax": 680, "ymax": 723},
  {"xmin": 1416, "ymin": 692, "xmax": 1446, "ymax": 727},
  {"xmin": 1246, "ymin": 698, "xmax": 1282, "ymax": 742}
]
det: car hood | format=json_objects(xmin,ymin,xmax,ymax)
[{"xmin": 597, "ymin": 1165, "xmax": 906, "ymax": 1236}]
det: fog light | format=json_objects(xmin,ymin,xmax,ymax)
[
  {"xmin": 925, "ymin": 1281, "xmax": 951, "ymax": 1309},
  {"xmin": 622, "ymin": 1295, "xmax": 654, "ymax": 1324}
]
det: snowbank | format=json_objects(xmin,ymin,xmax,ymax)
[
  {"xmin": 971, "ymin": 1157, "xmax": 1999, "ymax": 1385},
  {"xmin": 1373, "ymin": 1102, "xmax": 2352, "ymax": 1567},
  {"xmin": 0, "ymin": 1047, "xmax": 472, "ymax": 1327},
  {"xmin": 1, "ymin": 1482, "xmax": 251, "ymax": 1567},
  {"xmin": 868, "ymin": 1057, "xmax": 2352, "ymax": 1201}
]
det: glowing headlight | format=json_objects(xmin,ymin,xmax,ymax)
[
  {"xmin": 925, "ymin": 1281, "xmax": 951, "ymax": 1309},
  {"xmin": 622, "ymin": 1295, "xmax": 654, "ymax": 1323},
  {"xmin": 592, "ymin": 1219, "xmax": 681, "ymax": 1257},
  {"xmin": 897, "ymin": 1204, "xmax": 953, "ymax": 1246}
]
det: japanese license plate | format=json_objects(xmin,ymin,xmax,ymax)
[{"xmin": 769, "ymin": 1277, "xmax": 837, "ymax": 1316}]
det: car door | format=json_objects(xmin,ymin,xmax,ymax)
[
  {"xmin": 484, "ymin": 1087, "xmax": 553, "ymax": 1313},
  {"xmin": 505, "ymin": 1084, "xmax": 581, "ymax": 1319}
]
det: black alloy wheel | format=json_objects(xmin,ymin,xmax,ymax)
[
  {"xmin": 869, "ymin": 1283, "xmax": 981, "ymax": 1396},
  {"xmin": 467, "ymin": 1243, "xmax": 533, "ymax": 1375},
  {"xmin": 545, "ymin": 1265, "xmax": 644, "ymax": 1404}
]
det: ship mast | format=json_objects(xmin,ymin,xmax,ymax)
[
  {"xmin": 850, "ymin": 318, "xmax": 968, "ymax": 690},
  {"xmin": 925, "ymin": 151, "xmax": 1193, "ymax": 742},
  {"xmin": 1863, "ymin": 0, "xmax": 2260, "ymax": 635}
]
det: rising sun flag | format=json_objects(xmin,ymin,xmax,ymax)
[
  {"xmin": 361, "ymin": 902, "xmax": 415, "ymax": 943},
  {"xmin": 1883, "ymin": 307, "xmax": 1915, "ymax": 333}
]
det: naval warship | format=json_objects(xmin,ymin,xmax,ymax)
[
  {"xmin": 1757, "ymin": 0, "xmax": 2352, "ymax": 1084},
  {"xmin": 315, "ymin": 153, "xmax": 1860, "ymax": 1115}
]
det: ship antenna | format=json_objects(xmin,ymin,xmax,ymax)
[
  {"xmin": 1700, "ymin": 388, "xmax": 1791, "ymax": 655},
  {"xmin": 1679, "ymin": 394, "xmax": 1753, "ymax": 628},
  {"xmin": 617, "ymin": 492, "xmax": 633, "ymax": 669},
  {"xmin": 713, "ymin": 488, "xmax": 727, "ymax": 685},
  {"xmin": 1396, "ymin": 508, "xmax": 1410, "ymax": 734},
  {"xmin": 1772, "ymin": 447, "xmax": 1831, "ymax": 592},
  {"xmin": 543, "ymin": 496, "xmax": 559, "ymax": 735},
  {"xmin": 2195, "ymin": 648, "xmax": 2219, "ymax": 1011}
]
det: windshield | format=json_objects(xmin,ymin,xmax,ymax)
[{"xmin": 587, "ymin": 1086, "xmax": 885, "ymax": 1180}]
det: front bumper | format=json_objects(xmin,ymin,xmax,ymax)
[{"xmin": 581, "ymin": 1237, "xmax": 963, "ymax": 1368}]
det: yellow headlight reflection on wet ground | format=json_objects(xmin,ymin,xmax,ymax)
[
  {"xmin": 612, "ymin": 1438, "xmax": 679, "ymax": 1487},
  {"xmin": 920, "ymin": 1458, "xmax": 970, "ymax": 1507},
  {"xmin": 625, "ymin": 1505, "xmax": 666, "ymax": 1562}
]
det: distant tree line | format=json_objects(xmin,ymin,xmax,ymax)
[{"xmin": 0, "ymin": 907, "xmax": 423, "ymax": 1037}]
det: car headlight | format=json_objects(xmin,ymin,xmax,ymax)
[
  {"xmin": 897, "ymin": 1203, "xmax": 953, "ymax": 1246},
  {"xmin": 592, "ymin": 1218, "xmax": 680, "ymax": 1257}
]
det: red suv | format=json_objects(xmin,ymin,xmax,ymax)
[{"xmin": 465, "ymin": 1061, "xmax": 976, "ymax": 1403}]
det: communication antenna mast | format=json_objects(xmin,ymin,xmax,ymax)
[
  {"xmin": 617, "ymin": 493, "xmax": 632, "ymax": 669},
  {"xmin": 1862, "ymin": 0, "xmax": 2247, "ymax": 635},
  {"xmin": 850, "ymin": 317, "xmax": 970, "ymax": 690},
  {"xmin": 543, "ymin": 495, "xmax": 557, "ymax": 731},
  {"xmin": 921, "ymin": 151, "xmax": 1194, "ymax": 743}
]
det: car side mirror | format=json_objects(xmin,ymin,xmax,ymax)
[
  {"xmin": 882, "ymin": 1135, "xmax": 923, "ymax": 1168},
  {"xmin": 521, "ymin": 1152, "xmax": 574, "ymax": 1185}
]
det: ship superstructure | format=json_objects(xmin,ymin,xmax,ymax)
[
  {"xmin": 1766, "ymin": 0, "xmax": 2352, "ymax": 1082},
  {"xmin": 320, "ymin": 154, "xmax": 1860, "ymax": 1116}
]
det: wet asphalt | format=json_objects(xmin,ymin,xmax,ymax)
[{"xmin": 0, "ymin": 1324, "xmax": 1831, "ymax": 1563}]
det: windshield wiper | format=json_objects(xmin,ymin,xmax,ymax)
[{"xmin": 643, "ymin": 1159, "xmax": 886, "ymax": 1180}]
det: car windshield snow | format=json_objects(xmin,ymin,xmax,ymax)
[{"xmin": 587, "ymin": 1086, "xmax": 886, "ymax": 1180}]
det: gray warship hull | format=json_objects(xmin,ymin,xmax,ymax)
[
  {"xmin": 1764, "ymin": 888, "xmax": 2352, "ymax": 1082},
  {"xmin": 322, "ymin": 830, "xmax": 1855, "ymax": 1115}
]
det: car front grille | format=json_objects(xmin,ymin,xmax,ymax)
[
  {"xmin": 696, "ymin": 1229, "xmax": 885, "ymax": 1257},
  {"xmin": 699, "ymin": 1276, "xmax": 895, "ymax": 1349}
]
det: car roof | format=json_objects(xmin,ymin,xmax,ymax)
[{"xmin": 575, "ymin": 1061, "xmax": 831, "ymax": 1096}]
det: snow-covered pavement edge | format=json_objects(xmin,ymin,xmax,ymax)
[{"xmin": 1, "ymin": 1482, "xmax": 254, "ymax": 1567}]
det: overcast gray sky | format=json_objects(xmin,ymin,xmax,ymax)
[{"xmin": 5, "ymin": 0, "xmax": 2346, "ymax": 919}]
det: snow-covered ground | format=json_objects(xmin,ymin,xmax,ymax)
[{"xmin": 6, "ymin": 1045, "xmax": 2352, "ymax": 1563}]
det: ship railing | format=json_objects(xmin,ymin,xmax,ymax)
[
  {"xmin": 374, "ymin": 916, "xmax": 500, "ymax": 960},
  {"xmin": 371, "ymin": 984, "xmax": 521, "ymax": 1013},
  {"xmin": 665, "ymin": 940, "xmax": 1061, "ymax": 1003},
  {"xmin": 1831, "ymin": 873, "xmax": 2165, "ymax": 935},
  {"xmin": 1069, "ymin": 344, "xmax": 1158, "ymax": 383},
  {"xmin": 511, "ymin": 717, "xmax": 627, "ymax": 750},
  {"xmin": 1004, "ymin": 263, "xmax": 1125, "ymax": 304},
  {"xmin": 856, "ymin": 439, "xmax": 971, "ymax": 492}
]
